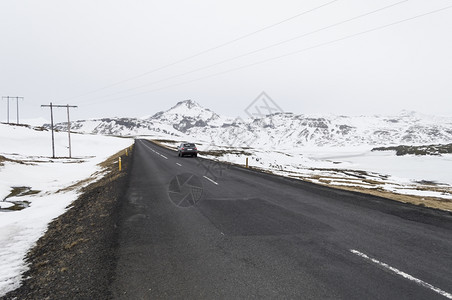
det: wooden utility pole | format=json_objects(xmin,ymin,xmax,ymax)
[
  {"xmin": 41, "ymin": 103, "xmax": 56, "ymax": 158},
  {"xmin": 2, "ymin": 96, "xmax": 23, "ymax": 124},
  {"xmin": 66, "ymin": 104, "xmax": 72, "ymax": 158},
  {"xmin": 41, "ymin": 103, "xmax": 77, "ymax": 158},
  {"xmin": 16, "ymin": 97, "xmax": 22, "ymax": 124},
  {"xmin": 2, "ymin": 96, "xmax": 10, "ymax": 123}
]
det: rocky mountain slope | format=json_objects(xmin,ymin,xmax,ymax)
[{"xmin": 48, "ymin": 100, "xmax": 452, "ymax": 147}]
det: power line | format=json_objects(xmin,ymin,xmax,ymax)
[
  {"xmin": 84, "ymin": 4, "xmax": 452, "ymax": 106},
  {"xmin": 63, "ymin": 0, "xmax": 340, "ymax": 102},
  {"xmin": 79, "ymin": 0, "xmax": 410, "ymax": 104}
]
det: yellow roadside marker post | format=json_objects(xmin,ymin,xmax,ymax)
[
  {"xmin": 119, "ymin": 157, "xmax": 122, "ymax": 171},
  {"xmin": 246, "ymin": 157, "xmax": 249, "ymax": 168},
  {"xmin": 126, "ymin": 148, "xmax": 128, "ymax": 156}
]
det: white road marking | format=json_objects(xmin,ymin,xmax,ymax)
[
  {"xmin": 350, "ymin": 249, "xmax": 452, "ymax": 299},
  {"xmin": 141, "ymin": 142, "xmax": 155, "ymax": 152},
  {"xmin": 141, "ymin": 142, "xmax": 169, "ymax": 160},
  {"xmin": 203, "ymin": 176, "xmax": 218, "ymax": 185},
  {"xmin": 176, "ymin": 163, "xmax": 182, "ymax": 166}
]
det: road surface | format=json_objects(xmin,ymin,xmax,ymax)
[{"xmin": 111, "ymin": 139, "xmax": 452, "ymax": 299}]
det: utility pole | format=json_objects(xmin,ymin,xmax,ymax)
[
  {"xmin": 41, "ymin": 103, "xmax": 77, "ymax": 158},
  {"xmin": 2, "ymin": 96, "xmax": 10, "ymax": 123},
  {"xmin": 16, "ymin": 98, "xmax": 18, "ymax": 124},
  {"xmin": 41, "ymin": 102, "xmax": 56, "ymax": 158},
  {"xmin": 2, "ymin": 96, "xmax": 23, "ymax": 124},
  {"xmin": 15, "ymin": 97, "xmax": 23, "ymax": 124},
  {"xmin": 66, "ymin": 104, "xmax": 73, "ymax": 158}
]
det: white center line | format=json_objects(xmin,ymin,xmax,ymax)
[
  {"xmin": 140, "ymin": 142, "xmax": 169, "ymax": 160},
  {"xmin": 176, "ymin": 163, "xmax": 182, "ymax": 166},
  {"xmin": 203, "ymin": 175, "xmax": 218, "ymax": 185},
  {"xmin": 141, "ymin": 142, "xmax": 155, "ymax": 152},
  {"xmin": 350, "ymin": 249, "xmax": 452, "ymax": 299}
]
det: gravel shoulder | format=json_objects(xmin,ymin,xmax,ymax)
[{"xmin": 1, "ymin": 147, "xmax": 133, "ymax": 300}]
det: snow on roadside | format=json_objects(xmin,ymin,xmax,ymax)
[{"xmin": 0, "ymin": 124, "xmax": 133, "ymax": 296}]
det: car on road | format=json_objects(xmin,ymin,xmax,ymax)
[{"xmin": 177, "ymin": 143, "xmax": 198, "ymax": 157}]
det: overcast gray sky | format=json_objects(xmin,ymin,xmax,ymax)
[{"xmin": 1, "ymin": 0, "xmax": 451, "ymax": 123}]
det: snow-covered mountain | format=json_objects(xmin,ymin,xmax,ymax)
[
  {"xmin": 53, "ymin": 117, "xmax": 182, "ymax": 137},
  {"xmin": 48, "ymin": 100, "xmax": 225, "ymax": 137},
  {"xmin": 47, "ymin": 100, "xmax": 452, "ymax": 147},
  {"xmin": 149, "ymin": 100, "xmax": 229, "ymax": 132}
]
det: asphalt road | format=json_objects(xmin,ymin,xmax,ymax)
[{"xmin": 111, "ymin": 139, "xmax": 452, "ymax": 299}]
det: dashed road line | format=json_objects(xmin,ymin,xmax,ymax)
[
  {"xmin": 176, "ymin": 163, "xmax": 182, "ymax": 166},
  {"xmin": 140, "ymin": 141, "xmax": 169, "ymax": 160},
  {"xmin": 350, "ymin": 249, "xmax": 452, "ymax": 299},
  {"xmin": 203, "ymin": 176, "xmax": 218, "ymax": 185}
]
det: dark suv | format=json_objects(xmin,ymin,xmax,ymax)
[{"xmin": 177, "ymin": 143, "xmax": 198, "ymax": 157}]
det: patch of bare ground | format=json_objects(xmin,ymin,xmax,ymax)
[
  {"xmin": 0, "ymin": 155, "xmax": 26, "ymax": 166},
  {"xmin": 0, "ymin": 155, "xmax": 9, "ymax": 166},
  {"xmin": 0, "ymin": 187, "xmax": 40, "ymax": 211},
  {"xmin": 1, "ymin": 145, "xmax": 134, "ymax": 300},
  {"xmin": 3, "ymin": 187, "xmax": 40, "ymax": 199}
]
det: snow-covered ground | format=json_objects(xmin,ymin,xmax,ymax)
[
  {"xmin": 0, "ymin": 123, "xmax": 133, "ymax": 296},
  {"xmin": 302, "ymin": 148, "xmax": 452, "ymax": 186},
  {"xmin": 157, "ymin": 139, "xmax": 452, "ymax": 204}
]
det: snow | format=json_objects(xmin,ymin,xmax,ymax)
[
  {"xmin": 0, "ymin": 202, "xmax": 14, "ymax": 209},
  {"xmin": 0, "ymin": 123, "xmax": 133, "ymax": 296},
  {"xmin": 20, "ymin": 117, "xmax": 48, "ymax": 127},
  {"xmin": 305, "ymin": 150, "xmax": 452, "ymax": 186}
]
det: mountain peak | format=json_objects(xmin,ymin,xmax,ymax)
[
  {"xmin": 162, "ymin": 99, "xmax": 214, "ymax": 117},
  {"xmin": 147, "ymin": 99, "xmax": 223, "ymax": 132},
  {"xmin": 399, "ymin": 109, "xmax": 418, "ymax": 116},
  {"xmin": 173, "ymin": 99, "xmax": 200, "ymax": 109}
]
